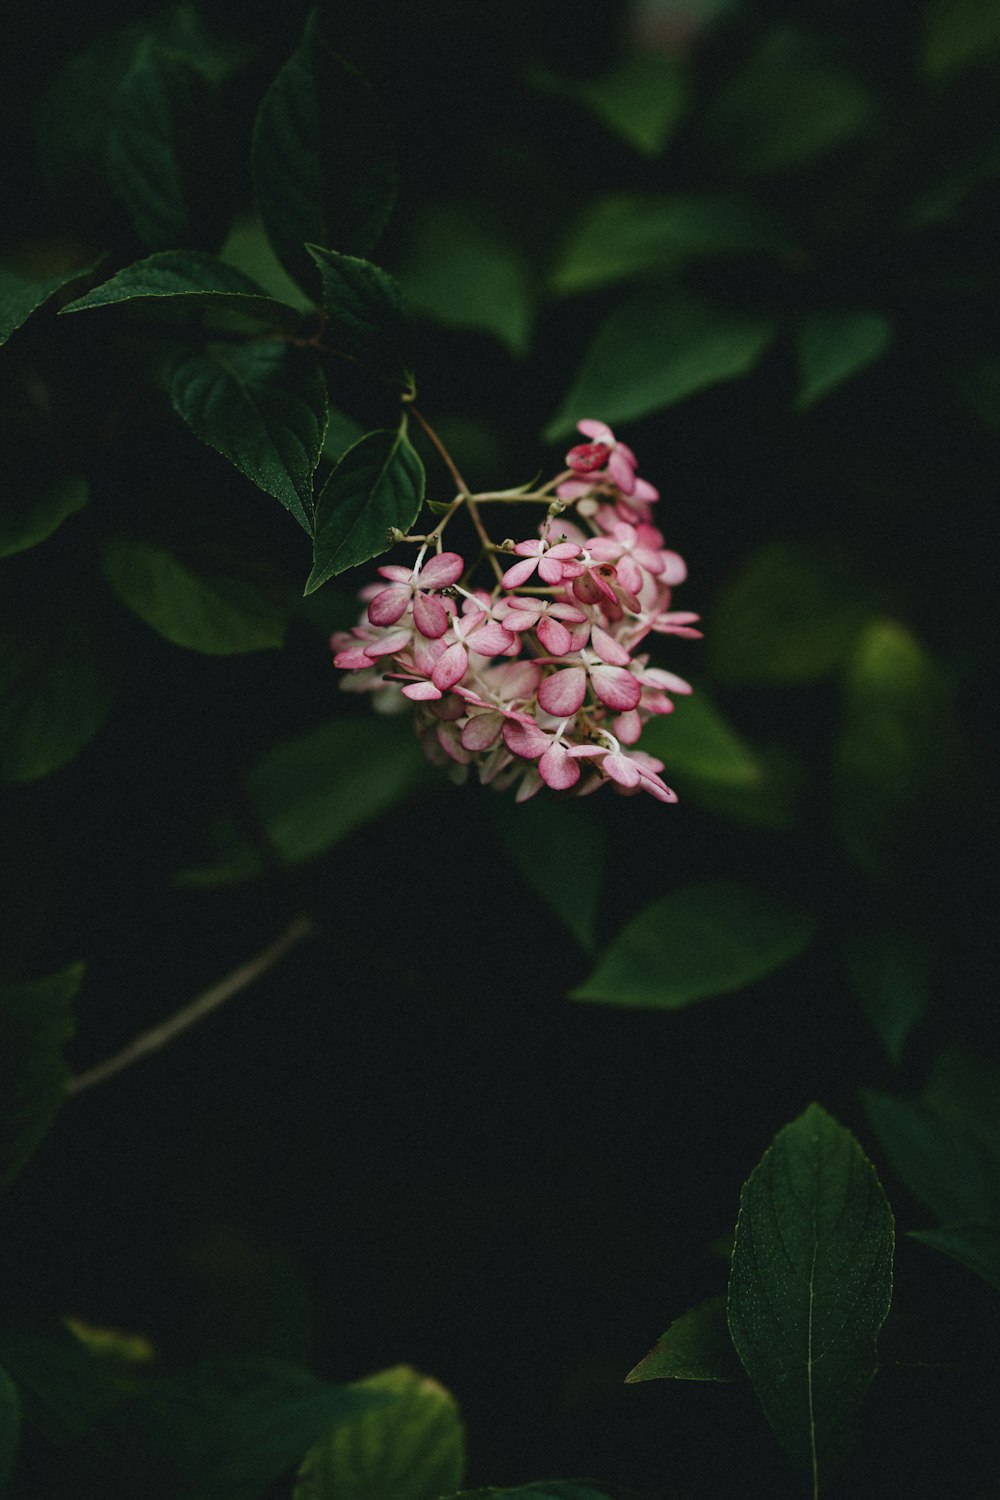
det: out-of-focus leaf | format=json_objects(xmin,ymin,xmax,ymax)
[
  {"xmin": 728, "ymin": 1105, "xmax": 894, "ymax": 1485},
  {"xmin": 922, "ymin": 0, "xmax": 1000, "ymax": 81},
  {"xmin": 863, "ymin": 1090, "xmax": 1000, "ymax": 1226},
  {"xmin": 294, "ymin": 1364, "xmax": 465, "ymax": 1500},
  {"xmin": 570, "ymin": 882, "xmax": 816, "ymax": 1010},
  {"xmin": 708, "ymin": 543, "xmax": 875, "ymax": 686},
  {"xmin": 550, "ymin": 193, "xmax": 785, "ymax": 296},
  {"xmin": 0, "ymin": 964, "xmax": 82, "ymax": 1192},
  {"xmin": 626, "ymin": 1296, "xmax": 740, "ymax": 1383},
  {"xmin": 219, "ymin": 217, "xmax": 315, "ymax": 313},
  {"xmin": 0, "ymin": 1366, "xmax": 19, "ymax": 1492},
  {"xmin": 0, "ymin": 263, "xmax": 96, "ymax": 346},
  {"xmin": 706, "ymin": 30, "xmax": 876, "ymax": 174},
  {"xmin": 170, "ymin": 341, "xmax": 328, "ymax": 533},
  {"xmin": 910, "ymin": 1224, "xmax": 1000, "ymax": 1291},
  {"xmin": 61, "ymin": 252, "xmax": 300, "ymax": 327},
  {"xmin": 545, "ymin": 292, "xmax": 775, "ymax": 438},
  {"xmin": 441, "ymin": 1487, "xmax": 617, "ymax": 1500},
  {"xmin": 306, "ymin": 428, "xmax": 424, "ymax": 591},
  {"xmin": 843, "ymin": 926, "xmax": 931, "ymax": 1064},
  {"xmin": 530, "ymin": 52, "xmax": 687, "ymax": 156},
  {"xmin": 306, "ymin": 246, "xmax": 412, "ymax": 385},
  {"xmin": 176, "ymin": 717, "xmax": 431, "ymax": 886},
  {"xmin": 322, "ymin": 409, "xmax": 366, "ymax": 464},
  {"xmin": 924, "ymin": 1047, "xmax": 1000, "ymax": 1162},
  {"xmin": 0, "ymin": 475, "xmax": 88, "ymax": 559},
  {"xmin": 0, "ymin": 615, "xmax": 123, "ymax": 783},
  {"xmin": 63, "ymin": 1320, "xmax": 155, "ymax": 1367},
  {"xmin": 102, "ymin": 539, "xmax": 287, "ymax": 654},
  {"xmin": 252, "ymin": 17, "xmax": 397, "ymax": 294},
  {"xmin": 399, "ymin": 205, "xmax": 534, "ymax": 357},
  {"xmin": 491, "ymin": 795, "xmax": 604, "ymax": 952},
  {"xmin": 0, "ymin": 1324, "xmax": 132, "ymax": 1443},
  {"xmin": 953, "ymin": 357, "xmax": 1000, "ymax": 430},
  {"xmin": 795, "ymin": 312, "xmax": 892, "ymax": 410}
]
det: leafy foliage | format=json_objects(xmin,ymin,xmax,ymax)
[
  {"xmin": 0, "ymin": 966, "xmax": 83, "ymax": 1191},
  {"xmin": 306, "ymin": 427, "xmax": 424, "ymax": 590}
]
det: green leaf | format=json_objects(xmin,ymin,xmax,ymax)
[
  {"xmin": 795, "ymin": 312, "xmax": 892, "ymax": 410},
  {"xmin": 954, "ymin": 356, "xmax": 1000, "ymax": 430},
  {"xmin": 843, "ymin": 926, "xmax": 931, "ymax": 1065},
  {"xmin": 545, "ymin": 292, "xmax": 775, "ymax": 439},
  {"xmin": 490, "ymin": 795, "xmax": 604, "ymax": 953},
  {"xmin": 0, "ymin": 964, "xmax": 82, "ymax": 1192},
  {"xmin": 306, "ymin": 428, "xmax": 424, "ymax": 592},
  {"xmin": 0, "ymin": 474, "xmax": 89, "ymax": 559},
  {"xmin": 570, "ymin": 882, "xmax": 816, "ymax": 1010},
  {"xmin": 550, "ymin": 193, "xmax": 786, "ymax": 297},
  {"xmin": 530, "ymin": 51, "xmax": 687, "ymax": 156},
  {"xmin": 441, "ymin": 1485, "xmax": 617, "ymax": 1500},
  {"xmin": 625, "ymin": 1296, "xmax": 741, "ymax": 1383},
  {"xmin": 219, "ymin": 217, "xmax": 316, "ymax": 314},
  {"xmin": 0, "ymin": 1366, "xmax": 19, "ymax": 1492},
  {"xmin": 61, "ymin": 252, "xmax": 301, "ymax": 327},
  {"xmin": 107, "ymin": 35, "xmax": 231, "ymax": 250},
  {"xmin": 0, "ymin": 1323, "xmax": 134, "ymax": 1443},
  {"xmin": 399, "ymin": 204, "xmax": 535, "ymax": 356},
  {"xmin": 728, "ymin": 1104, "xmax": 894, "ymax": 1485},
  {"xmin": 862, "ymin": 1091, "xmax": 1000, "ymax": 1226},
  {"xmin": 294, "ymin": 1364, "xmax": 465, "ymax": 1500},
  {"xmin": 102, "ymin": 539, "xmax": 287, "ymax": 654},
  {"xmin": 922, "ymin": 0, "xmax": 1000, "ymax": 81},
  {"xmin": 252, "ymin": 19, "xmax": 397, "ymax": 294},
  {"xmin": 0, "ymin": 615, "xmax": 123, "ymax": 783},
  {"xmin": 708, "ymin": 543, "xmax": 875, "ymax": 686},
  {"xmin": 706, "ymin": 30, "xmax": 876, "ymax": 175},
  {"xmin": 0, "ymin": 262, "xmax": 95, "ymax": 346},
  {"xmin": 170, "ymin": 341, "xmax": 328, "ymax": 533},
  {"xmin": 910, "ymin": 1224, "xmax": 1000, "ymax": 1291},
  {"xmin": 306, "ymin": 245, "xmax": 412, "ymax": 385},
  {"xmin": 176, "ymin": 716, "xmax": 431, "ymax": 886}
]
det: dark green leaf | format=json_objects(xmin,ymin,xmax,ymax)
[
  {"xmin": 843, "ymin": 927, "xmax": 931, "ymax": 1065},
  {"xmin": 294, "ymin": 1364, "xmax": 465, "ymax": 1500},
  {"xmin": 306, "ymin": 245, "xmax": 412, "ymax": 385},
  {"xmin": 323, "ymin": 408, "xmax": 366, "ymax": 464},
  {"xmin": 491, "ymin": 795, "xmax": 604, "ymax": 952},
  {"xmin": 107, "ymin": 35, "xmax": 231, "ymax": 250},
  {"xmin": 708, "ymin": 543, "xmax": 875, "ymax": 686},
  {"xmin": 922, "ymin": 0, "xmax": 1000, "ymax": 81},
  {"xmin": 924, "ymin": 1047, "xmax": 1000, "ymax": 1163},
  {"xmin": 863, "ymin": 1091, "xmax": 1000, "ymax": 1226},
  {"xmin": 102, "ymin": 539, "xmax": 287, "ymax": 654},
  {"xmin": 0, "ymin": 263, "xmax": 95, "ymax": 347},
  {"xmin": 0, "ymin": 616, "xmax": 123, "ymax": 783},
  {"xmin": 570, "ymin": 882, "xmax": 816, "ymax": 1010},
  {"xmin": 545, "ymin": 292, "xmax": 775, "ymax": 439},
  {"xmin": 550, "ymin": 193, "xmax": 786, "ymax": 297},
  {"xmin": 252, "ymin": 19, "xmax": 397, "ymax": 293},
  {"xmin": 910, "ymin": 1224, "xmax": 1000, "ymax": 1291},
  {"xmin": 626, "ymin": 1297, "xmax": 741, "ymax": 1383},
  {"xmin": 442, "ymin": 1487, "xmax": 616, "ymax": 1500},
  {"xmin": 954, "ymin": 357, "xmax": 1000, "ymax": 430},
  {"xmin": 530, "ymin": 52, "xmax": 687, "ymax": 156},
  {"xmin": 306, "ymin": 428, "xmax": 424, "ymax": 591},
  {"xmin": 220, "ymin": 217, "xmax": 315, "ymax": 313},
  {"xmin": 0, "ymin": 964, "xmax": 82, "ymax": 1192},
  {"xmin": 0, "ymin": 474, "xmax": 88, "ymax": 559},
  {"xmin": 0, "ymin": 1366, "xmax": 19, "ymax": 1492},
  {"xmin": 170, "ymin": 341, "xmax": 328, "ymax": 532},
  {"xmin": 0, "ymin": 1324, "xmax": 133, "ymax": 1443},
  {"xmin": 61, "ymin": 252, "xmax": 301, "ymax": 327},
  {"xmin": 176, "ymin": 716, "xmax": 431, "ymax": 886},
  {"xmin": 795, "ymin": 312, "xmax": 892, "ymax": 410},
  {"xmin": 728, "ymin": 1104, "xmax": 894, "ymax": 1484},
  {"xmin": 399, "ymin": 205, "xmax": 534, "ymax": 357}
]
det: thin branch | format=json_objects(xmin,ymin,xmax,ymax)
[{"xmin": 68, "ymin": 913, "xmax": 315, "ymax": 1096}]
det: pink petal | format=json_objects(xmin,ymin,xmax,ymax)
[
  {"xmin": 538, "ymin": 555, "xmax": 569, "ymax": 584},
  {"xmin": 608, "ymin": 447, "xmax": 636, "ymax": 493},
  {"xmin": 401, "ymin": 680, "xmax": 442, "ymax": 701},
  {"xmin": 577, "ymin": 419, "xmax": 614, "ymax": 442},
  {"xmin": 412, "ymin": 590, "xmax": 449, "ymax": 638},
  {"xmin": 364, "ymin": 629, "xmax": 413, "ymax": 659},
  {"xmin": 333, "ymin": 644, "xmax": 374, "ymax": 669},
  {"xmin": 468, "ymin": 619, "xmax": 517, "ymax": 656},
  {"xmin": 632, "ymin": 477, "xmax": 660, "ymax": 503},
  {"xmin": 376, "ymin": 565, "xmax": 412, "ymax": 582},
  {"xmin": 590, "ymin": 664, "xmax": 641, "ymax": 711},
  {"xmin": 503, "ymin": 718, "xmax": 550, "ymax": 760},
  {"xmin": 539, "ymin": 742, "xmax": 581, "ymax": 790},
  {"xmin": 612, "ymin": 709, "xmax": 642, "ymax": 744},
  {"xmin": 547, "ymin": 541, "xmax": 583, "ymax": 560},
  {"xmin": 462, "ymin": 711, "xmax": 504, "ymax": 750},
  {"xmin": 536, "ymin": 616, "xmax": 572, "ymax": 656},
  {"xmin": 432, "ymin": 641, "xmax": 469, "ymax": 690},
  {"xmin": 417, "ymin": 550, "xmax": 465, "ymax": 587},
  {"xmin": 501, "ymin": 557, "xmax": 539, "ymax": 588},
  {"xmin": 538, "ymin": 667, "xmax": 587, "ymax": 716},
  {"xmin": 590, "ymin": 625, "xmax": 631, "ymax": 666},
  {"xmin": 513, "ymin": 539, "xmax": 543, "ymax": 558},
  {"xmin": 368, "ymin": 585, "xmax": 411, "ymax": 626},
  {"xmin": 616, "ymin": 556, "xmax": 645, "ymax": 595},
  {"xmin": 555, "ymin": 479, "xmax": 596, "ymax": 501},
  {"xmin": 660, "ymin": 551, "xmax": 688, "ymax": 584},
  {"xmin": 604, "ymin": 752, "xmax": 641, "ymax": 788}
]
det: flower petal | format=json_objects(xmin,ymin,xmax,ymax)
[
  {"xmin": 577, "ymin": 419, "xmax": 614, "ymax": 442},
  {"xmin": 536, "ymin": 616, "xmax": 572, "ymax": 656},
  {"xmin": 417, "ymin": 550, "xmax": 465, "ymax": 587},
  {"xmin": 503, "ymin": 718, "xmax": 550, "ymax": 760},
  {"xmin": 412, "ymin": 590, "xmax": 450, "ymax": 638},
  {"xmin": 367, "ymin": 585, "xmax": 411, "ymax": 626},
  {"xmin": 539, "ymin": 742, "xmax": 581, "ymax": 790},
  {"xmin": 501, "ymin": 556, "xmax": 539, "ymax": 588},
  {"xmin": 432, "ymin": 641, "xmax": 469, "ymax": 690},
  {"xmin": 590, "ymin": 625, "xmax": 631, "ymax": 666},
  {"xmin": 590, "ymin": 663, "xmax": 641, "ymax": 711},
  {"xmin": 538, "ymin": 666, "xmax": 587, "ymax": 716},
  {"xmin": 462, "ymin": 710, "xmax": 504, "ymax": 750}
]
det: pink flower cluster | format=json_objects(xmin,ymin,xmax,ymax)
[{"xmin": 331, "ymin": 421, "xmax": 701, "ymax": 803}]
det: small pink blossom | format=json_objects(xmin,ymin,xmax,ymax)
[{"xmin": 367, "ymin": 550, "xmax": 463, "ymax": 638}]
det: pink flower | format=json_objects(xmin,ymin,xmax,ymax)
[
  {"xmin": 367, "ymin": 551, "xmax": 464, "ymax": 638},
  {"xmin": 501, "ymin": 536, "xmax": 583, "ymax": 588},
  {"xmin": 496, "ymin": 596, "xmax": 589, "ymax": 656}
]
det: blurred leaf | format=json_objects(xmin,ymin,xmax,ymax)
[
  {"xmin": 107, "ymin": 35, "xmax": 231, "ymax": 251},
  {"xmin": 530, "ymin": 52, "xmax": 687, "ymax": 156},
  {"xmin": 795, "ymin": 312, "xmax": 892, "ymax": 410},
  {"xmin": 545, "ymin": 292, "xmax": 775, "ymax": 438},
  {"xmin": 0, "ymin": 1366, "xmax": 18, "ymax": 1493},
  {"xmin": 626, "ymin": 1296, "xmax": 740, "ymax": 1383},
  {"xmin": 863, "ymin": 1090, "xmax": 1000, "ymax": 1226},
  {"xmin": 219, "ymin": 217, "xmax": 316, "ymax": 313},
  {"xmin": 910, "ymin": 1224, "xmax": 1000, "ymax": 1291},
  {"xmin": 728, "ymin": 1104, "xmax": 894, "ymax": 1483},
  {"xmin": 0, "ymin": 615, "xmax": 123, "ymax": 783},
  {"xmin": 923, "ymin": 1047, "xmax": 1000, "ymax": 1162},
  {"xmin": 323, "ymin": 408, "xmax": 366, "ymax": 464},
  {"xmin": 953, "ymin": 357, "xmax": 1000, "ymax": 430},
  {"xmin": 61, "ymin": 252, "xmax": 301, "ymax": 327},
  {"xmin": 64, "ymin": 1320, "xmax": 155, "ymax": 1366},
  {"xmin": 177, "ymin": 716, "xmax": 430, "ymax": 886},
  {"xmin": 294, "ymin": 1364, "xmax": 465, "ymax": 1500},
  {"xmin": 0, "ymin": 263, "xmax": 95, "ymax": 346},
  {"xmin": 252, "ymin": 17, "xmax": 396, "ymax": 294},
  {"xmin": 442, "ymin": 1488, "xmax": 617, "ymax": 1500},
  {"xmin": 170, "ymin": 341, "xmax": 328, "ymax": 533},
  {"xmin": 570, "ymin": 882, "xmax": 816, "ymax": 1010},
  {"xmin": 550, "ymin": 193, "xmax": 785, "ymax": 297},
  {"xmin": 708, "ymin": 543, "xmax": 875, "ymax": 686},
  {"xmin": 491, "ymin": 795, "xmax": 604, "ymax": 952},
  {"xmin": 0, "ymin": 1324, "xmax": 132, "ymax": 1443},
  {"xmin": 922, "ymin": 0, "xmax": 1000, "ymax": 81},
  {"xmin": 399, "ymin": 205, "xmax": 535, "ymax": 357},
  {"xmin": 102, "ymin": 540, "xmax": 287, "ymax": 654},
  {"xmin": 306, "ymin": 246, "xmax": 412, "ymax": 385},
  {"xmin": 306, "ymin": 428, "xmax": 424, "ymax": 592},
  {"xmin": 843, "ymin": 925, "xmax": 931, "ymax": 1064},
  {"xmin": 706, "ymin": 30, "xmax": 876, "ymax": 175},
  {"xmin": 0, "ymin": 474, "xmax": 88, "ymax": 559},
  {"xmin": 0, "ymin": 964, "xmax": 82, "ymax": 1192}
]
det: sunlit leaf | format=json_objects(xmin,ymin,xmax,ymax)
[
  {"xmin": 626, "ymin": 1297, "xmax": 740, "ymax": 1383},
  {"xmin": 863, "ymin": 1090, "xmax": 1000, "ymax": 1226},
  {"xmin": 795, "ymin": 312, "xmax": 892, "ymax": 410},
  {"xmin": 570, "ymin": 882, "xmax": 816, "ymax": 1009},
  {"xmin": 61, "ymin": 251, "xmax": 301, "ymax": 327},
  {"xmin": 0, "ymin": 475, "xmax": 88, "ymax": 559},
  {"xmin": 910, "ymin": 1224, "xmax": 1000, "ymax": 1291},
  {"xmin": 400, "ymin": 205, "xmax": 534, "ymax": 356},
  {"xmin": 491, "ymin": 795, "xmax": 604, "ymax": 952},
  {"xmin": 843, "ymin": 926, "xmax": 931, "ymax": 1064},
  {"xmin": 529, "ymin": 52, "xmax": 687, "ymax": 156},
  {"xmin": 0, "ymin": 964, "xmax": 83, "ymax": 1192},
  {"xmin": 306, "ymin": 427, "xmax": 424, "ymax": 591},
  {"xmin": 728, "ymin": 1104, "xmax": 894, "ymax": 1485}
]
